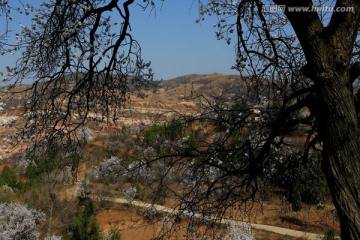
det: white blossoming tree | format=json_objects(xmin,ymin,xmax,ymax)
[
  {"xmin": 2, "ymin": 0, "xmax": 156, "ymax": 154},
  {"xmin": 0, "ymin": 202, "xmax": 45, "ymax": 240},
  {"xmin": 0, "ymin": 0, "xmax": 359, "ymax": 239},
  {"xmin": 224, "ymin": 221, "xmax": 255, "ymax": 240}
]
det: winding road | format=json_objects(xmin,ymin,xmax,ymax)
[
  {"xmin": 70, "ymin": 175, "xmax": 328, "ymax": 239},
  {"xmin": 107, "ymin": 197, "xmax": 325, "ymax": 240}
]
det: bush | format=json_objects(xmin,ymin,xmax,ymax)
[
  {"xmin": 25, "ymin": 155, "xmax": 63, "ymax": 181},
  {"xmin": 291, "ymin": 188, "xmax": 302, "ymax": 212},
  {"xmin": 269, "ymin": 150, "xmax": 326, "ymax": 206},
  {"xmin": 0, "ymin": 166, "xmax": 18, "ymax": 189},
  {"xmin": 322, "ymin": 229, "xmax": 336, "ymax": 240},
  {"xmin": 104, "ymin": 227, "xmax": 122, "ymax": 240},
  {"xmin": 144, "ymin": 118, "xmax": 183, "ymax": 144},
  {"xmin": 164, "ymin": 118, "xmax": 183, "ymax": 140},
  {"xmin": 25, "ymin": 140, "xmax": 62, "ymax": 181},
  {"xmin": 143, "ymin": 206, "xmax": 160, "ymax": 221},
  {"xmin": 69, "ymin": 197, "xmax": 102, "ymax": 240},
  {"xmin": 0, "ymin": 185, "xmax": 16, "ymax": 202},
  {"xmin": 0, "ymin": 166, "xmax": 30, "ymax": 192},
  {"xmin": 144, "ymin": 124, "xmax": 162, "ymax": 143}
]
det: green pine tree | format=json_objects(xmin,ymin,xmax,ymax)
[
  {"xmin": 69, "ymin": 197, "xmax": 102, "ymax": 240},
  {"xmin": 0, "ymin": 166, "xmax": 18, "ymax": 189}
]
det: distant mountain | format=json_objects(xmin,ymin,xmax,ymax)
[
  {"xmin": 160, "ymin": 73, "xmax": 242, "ymax": 91},
  {"xmin": 155, "ymin": 73, "xmax": 247, "ymax": 100}
]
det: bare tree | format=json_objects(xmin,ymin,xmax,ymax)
[
  {"xmin": 125, "ymin": 0, "xmax": 359, "ymax": 239},
  {"xmin": 1, "ymin": 0, "xmax": 359, "ymax": 238},
  {"xmin": 3, "ymin": 0, "xmax": 155, "ymax": 154},
  {"xmin": 192, "ymin": 0, "xmax": 360, "ymax": 239}
]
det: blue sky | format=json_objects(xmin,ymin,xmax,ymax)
[
  {"xmin": 0, "ymin": 0, "xmax": 239, "ymax": 82},
  {"xmin": 130, "ymin": 1, "xmax": 239, "ymax": 80}
]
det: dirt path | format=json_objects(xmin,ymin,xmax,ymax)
[
  {"xmin": 107, "ymin": 197, "xmax": 324, "ymax": 240},
  {"xmin": 67, "ymin": 175, "xmax": 326, "ymax": 240}
]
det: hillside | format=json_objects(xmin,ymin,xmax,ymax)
[
  {"xmin": 0, "ymin": 73, "xmax": 339, "ymax": 240},
  {"xmin": 160, "ymin": 73, "xmax": 243, "ymax": 94},
  {"xmin": 0, "ymin": 74, "xmax": 244, "ymax": 166}
]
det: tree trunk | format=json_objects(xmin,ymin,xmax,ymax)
[{"xmin": 316, "ymin": 72, "xmax": 360, "ymax": 239}]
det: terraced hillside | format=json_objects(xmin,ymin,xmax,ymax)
[{"xmin": 0, "ymin": 74, "xmax": 243, "ymax": 160}]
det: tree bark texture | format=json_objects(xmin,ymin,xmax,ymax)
[
  {"xmin": 316, "ymin": 71, "xmax": 360, "ymax": 239},
  {"xmin": 281, "ymin": 0, "xmax": 360, "ymax": 237}
]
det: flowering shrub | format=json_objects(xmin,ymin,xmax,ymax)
[
  {"xmin": 224, "ymin": 221, "xmax": 256, "ymax": 240},
  {"xmin": 98, "ymin": 156, "xmax": 126, "ymax": 183}
]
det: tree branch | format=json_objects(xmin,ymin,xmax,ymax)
[
  {"xmin": 326, "ymin": 0, "xmax": 360, "ymax": 48},
  {"xmin": 351, "ymin": 62, "xmax": 360, "ymax": 82},
  {"xmin": 272, "ymin": 0, "xmax": 325, "ymax": 38},
  {"xmin": 272, "ymin": 0, "xmax": 325, "ymax": 71}
]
